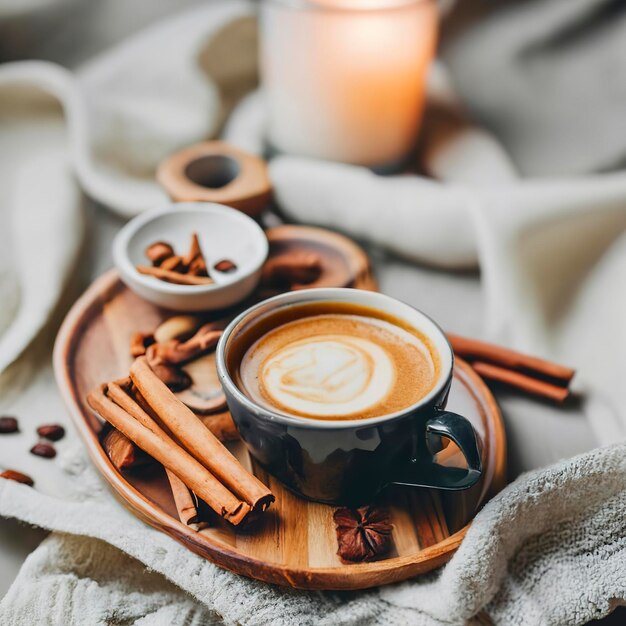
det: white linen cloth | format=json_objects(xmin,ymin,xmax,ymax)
[
  {"xmin": 0, "ymin": 66, "xmax": 84, "ymax": 376},
  {"xmin": 0, "ymin": 1, "xmax": 625, "ymax": 624}
]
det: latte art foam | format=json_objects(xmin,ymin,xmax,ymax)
[
  {"xmin": 238, "ymin": 314, "xmax": 439, "ymax": 420},
  {"xmin": 259, "ymin": 336, "xmax": 393, "ymax": 417}
]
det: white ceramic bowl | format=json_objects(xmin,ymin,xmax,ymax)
[{"xmin": 113, "ymin": 203, "xmax": 268, "ymax": 311}]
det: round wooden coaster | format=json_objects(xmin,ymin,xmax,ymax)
[
  {"xmin": 54, "ymin": 269, "xmax": 505, "ymax": 591},
  {"xmin": 260, "ymin": 224, "xmax": 377, "ymax": 296}
]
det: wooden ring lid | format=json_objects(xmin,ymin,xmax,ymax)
[{"xmin": 157, "ymin": 141, "xmax": 271, "ymax": 217}]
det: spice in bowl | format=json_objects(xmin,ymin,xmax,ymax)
[
  {"xmin": 136, "ymin": 233, "xmax": 214, "ymax": 286},
  {"xmin": 213, "ymin": 259, "xmax": 238, "ymax": 273}
]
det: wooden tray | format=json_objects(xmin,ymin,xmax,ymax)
[{"xmin": 54, "ymin": 237, "xmax": 505, "ymax": 590}]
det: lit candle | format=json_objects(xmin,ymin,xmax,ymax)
[{"xmin": 260, "ymin": 0, "xmax": 438, "ymax": 168}]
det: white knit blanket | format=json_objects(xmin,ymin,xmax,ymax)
[
  {"xmin": 1, "ymin": 442, "xmax": 624, "ymax": 626},
  {"xmin": 1, "ymin": 1, "xmax": 625, "ymax": 624}
]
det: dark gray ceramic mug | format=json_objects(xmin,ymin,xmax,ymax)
[{"xmin": 216, "ymin": 288, "xmax": 481, "ymax": 505}]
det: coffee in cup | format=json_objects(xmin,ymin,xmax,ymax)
[{"xmin": 233, "ymin": 302, "xmax": 440, "ymax": 421}]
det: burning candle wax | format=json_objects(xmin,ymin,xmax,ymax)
[{"xmin": 260, "ymin": 0, "xmax": 438, "ymax": 167}]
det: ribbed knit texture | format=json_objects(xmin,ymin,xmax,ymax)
[{"xmin": 1, "ymin": 443, "xmax": 624, "ymax": 626}]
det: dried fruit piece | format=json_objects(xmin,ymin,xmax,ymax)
[
  {"xmin": 176, "ymin": 386, "xmax": 227, "ymax": 414},
  {"xmin": 334, "ymin": 506, "xmax": 393, "ymax": 562},
  {"xmin": 102, "ymin": 427, "xmax": 152, "ymax": 471},
  {"xmin": 0, "ymin": 469, "xmax": 34, "ymax": 486},
  {"xmin": 176, "ymin": 352, "xmax": 227, "ymax": 414},
  {"xmin": 0, "ymin": 416, "xmax": 19, "ymax": 434},
  {"xmin": 153, "ymin": 315, "xmax": 202, "ymax": 344},
  {"xmin": 145, "ymin": 355, "xmax": 192, "ymax": 392},
  {"xmin": 199, "ymin": 412, "xmax": 239, "ymax": 441},
  {"xmin": 213, "ymin": 259, "xmax": 237, "ymax": 273},
  {"xmin": 147, "ymin": 326, "xmax": 222, "ymax": 366},
  {"xmin": 129, "ymin": 332, "xmax": 155, "ymax": 358},
  {"xmin": 37, "ymin": 424, "xmax": 65, "ymax": 442},
  {"xmin": 30, "ymin": 443, "xmax": 56, "ymax": 459},
  {"xmin": 145, "ymin": 241, "xmax": 175, "ymax": 265},
  {"xmin": 261, "ymin": 251, "xmax": 322, "ymax": 289}
]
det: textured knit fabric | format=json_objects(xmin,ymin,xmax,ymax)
[{"xmin": 0, "ymin": 443, "xmax": 624, "ymax": 625}]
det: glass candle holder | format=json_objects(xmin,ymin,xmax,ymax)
[{"xmin": 260, "ymin": 0, "xmax": 438, "ymax": 168}]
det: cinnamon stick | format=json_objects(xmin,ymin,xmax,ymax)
[
  {"xmin": 87, "ymin": 386, "xmax": 251, "ymax": 525},
  {"xmin": 471, "ymin": 361, "xmax": 570, "ymax": 403},
  {"xmin": 122, "ymin": 378, "xmax": 237, "ymax": 442},
  {"xmin": 130, "ymin": 357, "xmax": 274, "ymax": 512},
  {"xmin": 448, "ymin": 334, "xmax": 575, "ymax": 385},
  {"xmin": 160, "ymin": 255, "xmax": 186, "ymax": 273},
  {"xmin": 107, "ymin": 381, "xmax": 165, "ymax": 436},
  {"xmin": 183, "ymin": 232, "xmax": 202, "ymax": 266},
  {"xmin": 136, "ymin": 266, "xmax": 214, "ymax": 286},
  {"xmin": 167, "ymin": 470, "xmax": 208, "ymax": 530},
  {"xmin": 183, "ymin": 232, "xmax": 208, "ymax": 276},
  {"xmin": 108, "ymin": 381, "xmax": 207, "ymax": 528}
]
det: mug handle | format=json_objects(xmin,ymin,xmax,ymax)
[{"xmin": 390, "ymin": 411, "xmax": 482, "ymax": 490}]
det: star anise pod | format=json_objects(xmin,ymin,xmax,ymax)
[{"xmin": 333, "ymin": 506, "xmax": 393, "ymax": 562}]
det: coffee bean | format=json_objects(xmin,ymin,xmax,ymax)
[
  {"xmin": 0, "ymin": 416, "xmax": 19, "ymax": 434},
  {"xmin": 0, "ymin": 469, "xmax": 34, "ymax": 486},
  {"xmin": 37, "ymin": 424, "xmax": 65, "ymax": 442},
  {"xmin": 30, "ymin": 443, "xmax": 56, "ymax": 459},
  {"xmin": 213, "ymin": 259, "xmax": 237, "ymax": 273}
]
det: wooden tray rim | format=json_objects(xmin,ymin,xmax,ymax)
[{"xmin": 53, "ymin": 269, "xmax": 506, "ymax": 590}]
